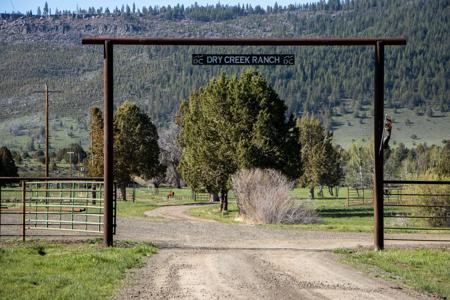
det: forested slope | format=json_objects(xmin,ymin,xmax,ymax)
[{"xmin": 0, "ymin": 0, "xmax": 448, "ymax": 140}]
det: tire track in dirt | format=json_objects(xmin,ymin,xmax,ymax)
[
  {"xmin": 114, "ymin": 205, "xmax": 443, "ymax": 300},
  {"xmin": 115, "ymin": 248, "xmax": 434, "ymax": 300}
]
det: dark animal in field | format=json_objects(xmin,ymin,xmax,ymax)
[{"xmin": 167, "ymin": 191, "xmax": 175, "ymax": 199}]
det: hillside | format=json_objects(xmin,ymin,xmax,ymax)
[{"xmin": 0, "ymin": 0, "xmax": 449, "ymax": 151}]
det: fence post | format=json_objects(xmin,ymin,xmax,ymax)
[
  {"xmin": 347, "ymin": 187, "xmax": 350, "ymax": 207},
  {"xmin": 0, "ymin": 185, "xmax": 2, "ymax": 237},
  {"xmin": 362, "ymin": 187, "xmax": 365, "ymax": 205},
  {"xmin": 22, "ymin": 181, "xmax": 26, "ymax": 242}
]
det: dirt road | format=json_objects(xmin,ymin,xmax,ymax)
[{"xmin": 115, "ymin": 204, "xmax": 438, "ymax": 300}]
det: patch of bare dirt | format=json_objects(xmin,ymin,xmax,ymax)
[{"xmin": 113, "ymin": 205, "xmax": 444, "ymax": 300}]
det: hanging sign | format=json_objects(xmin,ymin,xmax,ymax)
[{"xmin": 192, "ymin": 54, "xmax": 295, "ymax": 65}]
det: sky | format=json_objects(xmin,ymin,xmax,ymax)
[{"xmin": 1, "ymin": 0, "xmax": 316, "ymax": 14}]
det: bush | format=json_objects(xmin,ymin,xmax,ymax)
[
  {"xmin": 415, "ymin": 175, "xmax": 450, "ymax": 227},
  {"xmin": 231, "ymin": 168, "xmax": 319, "ymax": 224}
]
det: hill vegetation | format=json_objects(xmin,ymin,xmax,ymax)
[{"xmin": 0, "ymin": 0, "xmax": 448, "ymax": 151}]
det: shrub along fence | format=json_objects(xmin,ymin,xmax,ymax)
[{"xmin": 383, "ymin": 180, "xmax": 450, "ymax": 241}]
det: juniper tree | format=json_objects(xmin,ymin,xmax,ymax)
[
  {"xmin": 114, "ymin": 101, "xmax": 161, "ymax": 200},
  {"xmin": 177, "ymin": 70, "xmax": 301, "ymax": 212},
  {"xmin": 0, "ymin": 146, "xmax": 19, "ymax": 184},
  {"xmin": 88, "ymin": 107, "xmax": 104, "ymax": 177},
  {"xmin": 297, "ymin": 115, "xmax": 342, "ymax": 198}
]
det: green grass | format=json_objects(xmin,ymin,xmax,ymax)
[
  {"xmin": 335, "ymin": 247, "xmax": 450, "ymax": 299},
  {"xmin": 117, "ymin": 200, "xmax": 158, "ymax": 218},
  {"xmin": 186, "ymin": 187, "xmax": 450, "ymax": 233},
  {"xmin": 187, "ymin": 202, "xmax": 440, "ymax": 233},
  {"xmin": 0, "ymin": 240, "xmax": 157, "ymax": 300},
  {"xmin": 186, "ymin": 200, "xmax": 378, "ymax": 231},
  {"xmin": 117, "ymin": 187, "xmax": 209, "ymax": 218},
  {"xmin": 186, "ymin": 186, "xmax": 376, "ymax": 231},
  {"xmin": 187, "ymin": 202, "xmax": 239, "ymax": 223}
]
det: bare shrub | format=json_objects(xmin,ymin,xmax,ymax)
[{"xmin": 231, "ymin": 168, "xmax": 320, "ymax": 224}]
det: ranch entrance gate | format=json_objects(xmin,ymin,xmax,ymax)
[{"xmin": 81, "ymin": 36, "xmax": 411, "ymax": 249}]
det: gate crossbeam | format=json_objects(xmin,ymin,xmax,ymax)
[{"xmin": 82, "ymin": 37, "xmax": 406, "ymax": 46}]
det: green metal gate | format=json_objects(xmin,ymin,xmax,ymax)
[{"xmin": 0, "ymin": 179, "xmax": 116, "ymax": 240}]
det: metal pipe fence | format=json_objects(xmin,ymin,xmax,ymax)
[
  {"xmin": 383, "ymin": 180, "xmax": 450, "ymax": 243},
  {"xmin": 0, "ymin": 179, "xmax": 115, "ymax": 240}
]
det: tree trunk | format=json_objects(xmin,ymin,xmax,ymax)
[
  {"xmin": 309, "ymin": 187, "xmax": 315, "ymax": 199},
  {"xmin": 318, "ymin": 186, "xmax": 324, "ymax": 198},
  {"xmin": 174, "ymin": 170, "xmax": 182, "ymax": 189},
  {"xmin": 328, "ymin": 186, "xmax": 334, "ymax": 196},
  {"xmin": 120, "ymin": 184, "xmax": 127, "ymax": 201},
  {"xmin": 153, "ymin": 182, "xmax": 159, "ymax": 195},
  {"xmin": 210, "ymin": 193, "xmax": 219, "ymax": 202},
  {"xmin": 224, "ymin": 192, "xmax": 228, "ymax": 211},
  {"xmin": 219, "ymin": 190, "xmax": 228, "ymax": 212}
]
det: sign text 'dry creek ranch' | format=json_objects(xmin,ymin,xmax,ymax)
[{"xmin": 192, "ymin": 54, "xmax": 295, "ymax": 65}]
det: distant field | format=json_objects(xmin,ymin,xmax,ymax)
[
  {"xmin": 1, "ymin": 106, "xmax": 448, "ymax": 153},
  {"xmin": 333, "ymin": 107, "xmax": 450, "ymax": 148},
  {"xmin": 0, "ymin": 115, "xmax": 89, "ymax": 153}
]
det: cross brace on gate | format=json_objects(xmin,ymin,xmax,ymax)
[{"xmin": 81, "ymin": 37, "xmax": 407, "ymax": 249}]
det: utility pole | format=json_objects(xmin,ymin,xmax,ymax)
[{"xmin": 33, "ymin": 83, "xmax": 62, "ymax": 177}]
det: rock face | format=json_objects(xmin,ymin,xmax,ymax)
[{"xmin": 0, "ymin": 14, "xmax": 199, "ymax": 44}]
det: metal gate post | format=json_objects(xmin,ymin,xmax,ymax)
[
  {"xmin": 0, "ymin": 185, "xmax": 2, "ymax": 237},
  {"xmin": 22, "ymin": 181, "xmax": 26, "ymax": 242},
  {"xmin": 104, "ymin": 40, "xmax": 114, "ymax": 246},
  {"xmin": 374, "ymin": 41, "xmax": 385, "ymax": 250}
]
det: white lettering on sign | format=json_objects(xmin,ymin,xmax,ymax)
[{"xmin": 192, "ymin": 54, "xmax": 295, "ymax": 65}]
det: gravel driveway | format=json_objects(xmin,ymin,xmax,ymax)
[{"xmin": 114, "ymin": 204, "xmax": 439, "ymax": 300}]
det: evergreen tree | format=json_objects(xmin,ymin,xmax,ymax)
[
  {"xmin": 177, "ymin": 70, "xmax": 301, "ymax": 211},
  {"xmin": 297, "ymin": 114, "xmax": 341, "ymax": 198},
  {"xmin": 114, "ymin": 101, "xmax": 161, "ymax": 200},
  {"xmin": 0, "ymin": 146, "xmax": 19, "ymax": 182},
  {"xmin": 88, "ymin": 107, "xmax": 104, "ymax": 177},
  {"xmin": 437, "ymin": 140, "xmax": 450, "ymax": 177},
  {"xmin": 43, "ymin": 2, "xmax": 49, "ymax": 16}
]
